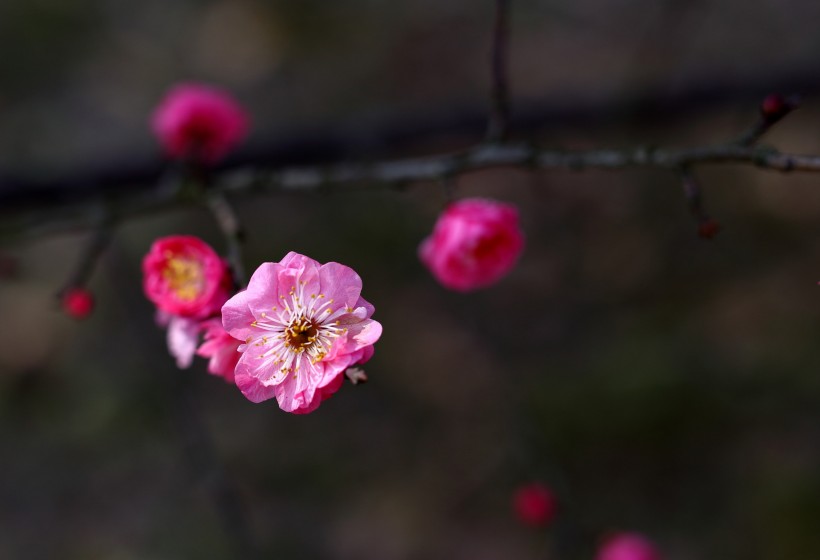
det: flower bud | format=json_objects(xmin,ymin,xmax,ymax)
[
  {"xmin": 512, "ymin": 482, "xmax": 557, "ymax": 527},
  {"xmin": 760, "ymin": 94, "xmax": 786, "ymax": 119},
  {"xmin": 419, "ymin": 198, "xmax": 525, "ymax": 291},
  {"xmin": 62, "ymin": 288, "xmax": 94, "ymax": 320},
  {"xmin": 151, "ymin": 83, "xmax": 249, "ymax": 165}
]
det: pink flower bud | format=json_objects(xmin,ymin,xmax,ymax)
[
  {"xmin": 151, "ymin": 83, "xmax": 249, "ymax": 164},
  {"xmin": 512, "ymin": 482, "xmax": 557, "ymax": 527},
  {"xmin": 62, "ymin": 288, "xmax": 94, "ymax": 320},
  {"xmin": 596, "ymin": 532, "xmax": 661, "ymax": 560},
  {"xmin": 419, "ymin": 198, "xmax": 525, "ymax": 291},
  {"xmin": 142, "ymin": 235, "xmax": 232, "ymax": 319}
]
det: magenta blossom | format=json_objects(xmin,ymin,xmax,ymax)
[
  {"xmin": 222, "ymin": 252, "xmax": 382, "ymax": 413},
  {"xmin": 151, "ymin": 83, "xmax": 248, "ymax": 164},
  {"xmin": 196, "ymin": 318, "xmax": 242, "ymax": 382},
  {"xmin": 419, "ymin": 198, "xmax": 525, "ymax": 291},
  {"xmin": 143, "ymin": 235, "xmax": 232, "ymax": 319},
  {"xmin": 596, "ymin": 533, "xmax": 661, "ymax": 560}
]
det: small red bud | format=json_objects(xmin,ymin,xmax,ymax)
[
  {"xmin": 697, "ymin": 218, "xmax": 721, "ymax": 240},
  {"xmin": 512, "ymin": 482, "xmax": 558, "ymax": 527},
  {"xmin": 760, "ymin": 94, "xmax": 786, "ymax": 119},
  {"xmin": 62, "ymin": 288, "xmax": 95, "ymax": 320}
]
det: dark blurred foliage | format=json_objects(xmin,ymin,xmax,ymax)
[{"xmin": 1, "ymin": 1, "xmax": 820, "ymax": 559}]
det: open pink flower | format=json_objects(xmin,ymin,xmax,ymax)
[
  {"xmin": 222, "ymin": 252, "xmax": 382, "ymax": 413},
  {"xmin": 419, "ymin": 198, "xmax": 524, "ymax": 291},
  {"xmin": 143, "ymin": 235, "xmax": 232, "ymax": 319},
  {"xmin": 196, "ymin": 318, "xmax": 241, "ymax": 382},
  {"xmin": 596, "ymin": 533, "xmax": 661, "ymax": 560},
  {"xmin": 512, "ymin": 482, "xmax": 558, "ymax": 527},
  {"xmin": 151, "ymin": 83, "xmax": 248, "ymax": 164}
]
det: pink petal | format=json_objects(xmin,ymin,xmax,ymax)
[
  {"xmin": 221, "ymin": 290, "xmax": 255, "ymax": 341},
  {"xmin": 166, "ymin": 316, "xmax": 201, "ymax": 368},
  {"xmin": 318, "ymin": 262, "xmax": 363, "ymax": 310}
]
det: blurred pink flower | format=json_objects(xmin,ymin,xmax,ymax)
[
  {"xmin": 196, "ymin": 318, "xmax": 241, "ymax": 382},
  {"xmin": 596, "ymin": 532, "xmax": 661, "ymax": 560},
  {"xmin": 222, "ymin": 252, "xmax": 382, "ymax": 413},
  {"xmin": 157, "ymin": 312, "xmax": 201, "ymax": 369},
  {"xmin": 143, "ymin": 235, "xmax": 232, "ymax": 319},
  {"xmin": 419, "ymin": 198, "xmax": 524, "ymax": 291},
  {"xmin": 151, "ymin": 83, "xmax": 248, "ymax": 164},
  {"xmin": 512, "ymin": 482, "xmax": 558, "ymax": 527}
]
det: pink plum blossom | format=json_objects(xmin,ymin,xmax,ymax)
[
  {"xmin": 512, "ymin": 482, "xmax": 558, "ymax": 527},
  {"xmin": 151, "ymin": 83, "xmax": 249, "ymax": 164},
  {"xmin": 419, "ymin": 198, "xmax": 524, "ymax": 291},
  {"xmin": 222, "ymin": 252, "xmax": 382, "ymax": 413},
  {"xmin": 196, "ymin": 318, "xmax": 242, "ymax": 382},
  {"xmin": 143, "ymin": 235, "xmax": 232, "ymax": 319},
  {"xmin": 596, "ymin": 533, "xmax": 661, "ymax": 560}
]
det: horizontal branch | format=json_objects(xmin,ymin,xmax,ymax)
[{"xmin": 2, "ymin": 141, "xmax": 818, "ymax": 241}]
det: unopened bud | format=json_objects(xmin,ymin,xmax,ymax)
[
  {"xmin": 512, "ymin": 482, "xmax": 558, "ymax": 527},
  {"xmin": 62, "ymin": 288, "xmax": 94, "ymax": 320},
  {"xmin": 761, "ymin": 94, "xmax": 786, "ymax": 119},
  {"xmin": 760, "ymin": 93, "xmax": 799, "ymax": 121}
]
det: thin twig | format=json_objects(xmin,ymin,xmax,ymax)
[
  {"xmin": 171, "ymin": 375, "xmax": 259, "ymax": 558},
  {"xmin": 56, "ymin": 211, "xmax": 113, "ymax": 296},
  {"xmin": 487, "ymin": 0, "xmax": 511, "ymax": 142},
  {"xmin": 206, "ymin": 193, "xmax": 247, "ymax": 286},
  {"xmin": 734, "ymin": 94, "xmax": 800, "ymax": 146}
]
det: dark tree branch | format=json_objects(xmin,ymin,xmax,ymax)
[
  {"xmin": 205, "ymin": 193, "xmax": 247, "ymax": 286},
  {"xmin": 4, "ymin": 68, "xmax": 820, "ymax": 207},
  {"xmin": 171, "ymin": 376, "xmax": 259, "ymax": 558},
  {"xmin": 57, "ymin": 211, "xmax": 113, "ymax": 296},
  {"xmin": 487, "ymin": 0, "xmax": 511, "ymax": 142},
  {"xmin": 4, "ymin": 140, "xmax": 820, "ymax": 241}
]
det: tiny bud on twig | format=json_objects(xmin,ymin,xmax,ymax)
[
  {"xmin": 760, "ymin": 93, "xmax": 800, "ymax": 121},
  {"xmin": 62, "ymin": 288, "xmax": 95, "ymax": 320}
]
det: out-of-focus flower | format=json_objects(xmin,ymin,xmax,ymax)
[
  {"xmin": 222, "ymin": 252, "xmax": 382, "ymax": 413},
  {"xmin": 419, "ymin": 198, "xmax": 524, "ymax": 291},
  {"xmin": 596, "ymin": 532, "xmax": 661, "ymax": 560},
  {"xmin": 62, "ymin": 288, "xmax": 94, "ymax": 320},
  {"xmin": 157, "ymin": 311, "xmax": 201, "ymax": 369},
  {"xmin": 512, "ymin": 482, "xmax": 558, "ymax": 527},
  {"xmin": 151, "ymin": 83, "xmax": 248, "ymax": 164},
  {"xmin": 143, "ymin": 235, "xmax": 231, "ymax": 319},
  {"xmin": 196, "ymin": 318, "xmax": 241, "ymax": 382}
]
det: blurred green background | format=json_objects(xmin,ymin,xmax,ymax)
[{"xmin": 1, "ymin": 1, "xmax": 820, "ymax": 559}]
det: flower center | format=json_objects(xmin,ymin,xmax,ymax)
[
  {"xmin": 163, "ymin": 256, "xmax": 203, "ymax": 300},
  {"xmin": 284, "ymin": 316, "xmax": 319, "ymax": 351}
]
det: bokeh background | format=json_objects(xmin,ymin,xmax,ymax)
[{"xmin": 2, "ymin": 1, "xmax": 820, "ymax": 558}]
